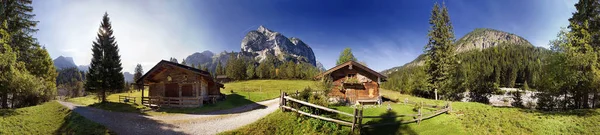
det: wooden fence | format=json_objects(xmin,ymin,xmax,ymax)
[
  {"xmin": 279, "ymin": 92, "xmax": 452, "ymax": 132},
  {"xmin": 118, "ymin": 95, "xmax": 137, "ymax": 103},
  {"xmin": 143, "ymin": 96, "xmax": 203, "ymax": 107}
]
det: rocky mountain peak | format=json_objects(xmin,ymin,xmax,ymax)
[
  {"xmin": 53, "ymin": 56, "xmax": 77, "ymax": 69},
  {"xmin": 455, "ymin": 28, "xmax": 532, "ymax": 53},
  {"xmin": 257, "ymin": 25, "xmax": 273, "ymax": 34},
  {"xmin": 241, "ymin": 25, "xmax": 316, "ymax": 66}
]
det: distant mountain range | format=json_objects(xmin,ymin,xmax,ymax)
[
  {"xmin": 53, "ymin": 56, "xmax": 135, "ymax": 83},
  {"xmin": 183, "ymin": 25, "xmax": 320, "ymax": 73},
  {"xmin": 53, "ymin": 56, "xmax": 77, "ymax": 69},
  {"xmin": 380, "ymin": 28, "xmax": 533, "ymax": 75}
]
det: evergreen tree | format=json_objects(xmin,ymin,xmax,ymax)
[
  {"xmin": 133, "ymin": 64, "xmax": 143, "ymax": 89},
  {"xmin": 336, "ymin": 48, "xmax": 357, "ymax": 65},
  {"xmin": 169, "ymin": 57, "xmax": 178, "ymax": 63},
  {"xmin": 0, "ymin": 0, "xmax": 57, "ymax": 108},
  {"xmin": 181, "ymin": 58, "xmax": 187, "ymax": 65},
  {"xmin": 246, "ymin": 63, "xmax": 255, "ymax": 79},
  {"xmin": 86, "ymin": 12, "xmax": 125, "ymax": 102},
  {"xmin": 565, "ymin": 0, "xmax": 600, "ymax": 109},
  {"xmin": 424, "ymin": 2, "xmax": 456, "ymax": 99},
  {"xmin": 216, "ymin": 61, "xmax": 224, "ymax": 75}
]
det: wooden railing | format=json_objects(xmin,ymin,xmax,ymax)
[
  {"xmin": 145, "ymin": 96, "xmax": 203, "ymax": 107},
  {"xmin": 279, "ymin": 92, "xmax": 452, "ymax": 133},
  {"xmin": 118, "ymin": 95, "xmax": 137, "ymax": 103}
]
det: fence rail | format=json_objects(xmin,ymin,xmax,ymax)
[
  {"xmin": 145, "ymin": 96, "xmax": 203, "ymax": 107},
  {"xmin": 279, "ymin": 91, "xmax": 452, "ymax": 133},
  {"xmin": 118, "ymin": 95, "xmax": 137, "ymax": 103}
]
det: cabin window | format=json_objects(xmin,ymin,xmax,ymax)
[
  {"xmin": 347, "ymin": 74, "xmax": 356, "ymax": 78},
  {"xmin": 167, "ymin": 76, "xmax": 172, "ymax": 82}
]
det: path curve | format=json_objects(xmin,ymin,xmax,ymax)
[{"xmin": 58, "ymin": 98, "xmax": 279, "ymax": 135}]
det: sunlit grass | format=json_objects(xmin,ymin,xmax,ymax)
[
  {"xmin": 0, "ymin": 101, "xmax": 109, "ymax": 135},
  {"xmin": 67, "ymin": 80, "xmax": 318, "ymax": 115}
]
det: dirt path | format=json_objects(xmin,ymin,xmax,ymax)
[{"xmin": 58, "ymin": 98, "xmax": 279, "ymax": 135}]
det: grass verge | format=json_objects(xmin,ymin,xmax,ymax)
[{"xmin": 0, "ymin": 101, "xmax": 109, "ymax": 135}]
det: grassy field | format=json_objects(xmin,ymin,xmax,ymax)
[
  {"xmin": 223, "ymin": 88, "xmax": 600, "ymax": 135},
  {"xmin": 0, "ymin": 101, "xmax": 109, "ymax": 135},
  {"xmin": 67, "ymin": 80, "xmax": 319, "ymax": 115}
]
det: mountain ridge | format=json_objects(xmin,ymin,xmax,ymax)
[
  {"xmin": 184, "ymin": 25, "xmax": 318, "ymax": 74},
  {"xmin": 381, "ymin": 28, "xmax": 533, "ymax": 75}
]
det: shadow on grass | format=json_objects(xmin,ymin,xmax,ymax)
[
  {"xmin": 362, "ymin": 111, "xmax": 417, "ymax": 135},
  {"xmin": 55, "ymin": 110, "xmax": 111, "ymax": 135},
  {"xmin": 153, "ymin": 93, "xmax": 267, "ymax": 115},
  {"xmin": 66, "ymin": 105, "xmax": 185, "ymax": 135},
  {"xmin": 0, "ymin": 109, "xmax": 19, "ymax": 117}
]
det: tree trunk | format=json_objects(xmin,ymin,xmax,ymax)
[
  {"xmin": 1, "ymin": 92, "xmax": 7, "ymax": 108},
  {"xmin": 583, "ymin": 90, "xmax": 590, "ymax": 109}
]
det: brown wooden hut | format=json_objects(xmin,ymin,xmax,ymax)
[
  {"xmin": 315, "ymin": 61, "xmax": 387, "ymax": 105},
  {"xmin": 136, "ymin": 60, "xmax": 224, "ymax": 107}
]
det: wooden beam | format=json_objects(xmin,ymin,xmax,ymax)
[
  {"xmin": 284, "ymin": 96, "xmax": 354, "ymax": 117},
  {"xmin": 281, "ymin": 106, "xmax": 352, "ymax": 126}
]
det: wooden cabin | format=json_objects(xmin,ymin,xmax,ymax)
[
  {"xmin": 315, "ymin": 61, "xmax": 387, "ymax": 105},
  {"xmin": 136, "ymin": 60, "xmax": 224, "ymax": 107}
]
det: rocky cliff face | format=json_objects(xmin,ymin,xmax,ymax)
[
  {"xmin": 184, "ymin": 50, "xmax": 215, "ymax": 67},
  {"xmin": 381, "ymin": 28, "xmax": 532, "ymax": 75},
  {"xmin": 241, "ymin": 25, "xmax": 316, "ymax": 66},
  {"xmin": 53, "ymin": 56, "xmax": 77, "ymax": 69},
  {"xmin": 455, "ymin": 28, "xmax": 531, "ymax": 53}
]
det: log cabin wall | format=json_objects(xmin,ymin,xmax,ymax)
[{"xmin": 327, "ymin": 65, "xmax": 380, "ymax": 103}]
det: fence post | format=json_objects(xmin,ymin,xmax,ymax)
[
  {"xmin": 448, "ymin": 102, "xmax": 452, "ymax": 114},
  {"xmin": 358, "ymin": 108, "xmax": 363, "ymax": 133},
  {"xmin": 280, "ymin": 90, "xmax": 284, "ymax": 111},
  {"xmin": 296, "ymin": 90, "xmax": 299, "ymax": 97},
  {"xmin": 351, "ymin": 107, "xmax": 358, "ymax": 133},
  {"xmin": 418, "ymin": 101, "xmax": 423, "ymax": 125}
]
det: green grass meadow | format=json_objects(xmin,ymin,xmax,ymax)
[
  {"xmin": 67, "ymin": 80, "xmax": 318, "ymax": 115},
  {"xmin": 0, "ymin": 101, "xmax": 109, "ymax": 135},
  {"xmin": 223, "ymin": 88, "xmax": 600, "ymax": 135}
]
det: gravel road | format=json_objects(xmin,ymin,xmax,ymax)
[{"xmin": 58, "ymin": 98, "xmax": 279, "ymax": 135}]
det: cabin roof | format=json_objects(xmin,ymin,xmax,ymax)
[
  {"xmin": 315, "ymin": 61, "xmax": 387, "ymax": 81},
  {"xmin": 136, "ymin": 60, "xmax": 224, "ymax": 88}
]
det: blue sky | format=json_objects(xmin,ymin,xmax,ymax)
[{"xmin": 33, "ymin": 0, "xmax": 577, "ymax": 73}]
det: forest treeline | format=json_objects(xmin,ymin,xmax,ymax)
[{"xmin": 383, "ymin": 0, "xmax": 600, "ymax": 110}]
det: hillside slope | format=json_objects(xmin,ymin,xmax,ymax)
[
  {"xmin": 381, "ymin": 28, "xmax": 533, "ymax": 75},
  {"xmin": 0, "ymin": 101, "xmax": 108, "ymax": 134}
]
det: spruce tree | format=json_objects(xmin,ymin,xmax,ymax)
[
  {"xmin": 181, "ymin": 58, "xmax": 187, "ymax": 65},
  {"xmin": 216, "ymin": 61, "xmax": 223, "ymax": 75},
  {"xmin": 424, "ymin": 2, "xmax": 456, "ymax": 99},
  {"xmin": 86, "ymin": 12, "xmax": 124, "ymax": 102},
  {"xmin": 134, "ymin": 64, "xmax": 143, "ymax": 89},
  {"xmin": 1, "ymin": 0, "xmax": 57, "ymax": 107},
  {"xmin": 246, "ymin": 63, "xmax": 255, "ymax": 79},
  {"xmin": 336, "ymin": 48, "xmax": 357, "ymax": 65}
]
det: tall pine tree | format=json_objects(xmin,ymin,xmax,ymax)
[
  {"xmin": 86, "ymin": 12, "xmax": 125, "ymax": 102},
  {"xmin": 134, "ymin": 64, "xmax": 143, "ymax": 89},
  {"xmin": 424, "ymin": 2, "xmax": 456, "ymax": 99}
]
